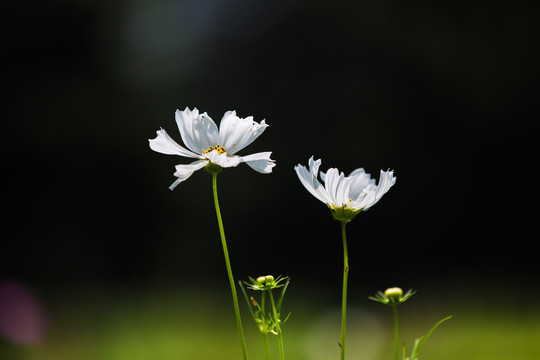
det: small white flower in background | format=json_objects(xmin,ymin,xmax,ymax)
[
  {"xmin": 149, "ymin": 107, "xmax": 276, "ymax": 190},
  {"xmin": 294, "ymin": 156, "xmax": 396, "ymax": 222}
]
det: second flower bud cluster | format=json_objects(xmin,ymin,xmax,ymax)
[{"xmin": 240, "ymin": 276, "xmax": 290, "ymax": 335}]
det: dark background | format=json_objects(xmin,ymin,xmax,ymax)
[{"xmin": 3, "ymin": 0, "xmax": 539, "ymax": 308}]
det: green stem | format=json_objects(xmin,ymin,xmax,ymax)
[
  {"xmin": 340, "ymin": 221, "xmax": 349, "ymax": 360},
  {"xmin": 212, "ymin": 173, "xmax": 248, "ymax": 360},
  {"xmin": 263, "ymin": 333, "xmax": 270, "ymax": 360},
  {"xmin": 269, "ymin": 289, "xmax": 285, "ymax": 360},
  {"xmin": 262, "ymin": 291, "xmax": 270, "ymax": 360},
  {"xmin": 392, "ymin": 304, "xmax": 399, "ymax": 360}
]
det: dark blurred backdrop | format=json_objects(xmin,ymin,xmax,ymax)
[{"xmin": 3, "ymin": 0, "xmax": 539, "ymax": 312}]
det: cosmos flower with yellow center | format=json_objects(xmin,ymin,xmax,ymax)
[
  {"xmin": 295, "ymin": 156, "xmax": 396, "ymax": 221},
  {"xmin": 149, "ymin": 107, "xmax": 276, "ymax": 189}
]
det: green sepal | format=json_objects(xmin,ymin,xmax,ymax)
[
  {"xmin": 329, "ymin": 205, "xmax": 363, "ymax": 222},
  {"xmin": 243, "ymin": 275, "xmax": 289, "ymax": 291},
  {"xmin": 368, "ymin": 289, "xmax": 417, "ymax": 306},
  {"xmin": 204, "ymin": 163, "xmax": 223, "ymax": 174}
]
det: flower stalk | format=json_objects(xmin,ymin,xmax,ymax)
[
  {"xmin": 212, "ymin": 172, "xmax": 248, "ymax": 360},
  {"xmin": 269, "ymin": 289, "xmax": 285, "ymax": 360},
  {"xmin": 340, "ymin": 220, "xmax": 349, "ymax": 360},
  {"xmin": 369, "ymin": 288, "xmax": 451, "ymax": 360},
  {"xmin": 240, "ymin": 275, "xmax": 290, "ymax": 360},
  {"xmin": 295, "ymin": 157, "xmax": 397, "ymax": 360},
  {"xmin": 391, "ymin": 303, "xmax": 399, "ymax": 360}
]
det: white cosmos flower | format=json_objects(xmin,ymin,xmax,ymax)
[
  {"xmin": 149, "ymin": 107, "xmax": 276, "ymax": 190},
  {"xmin": 294, "ymin": 156, "xmax": 396, "ymax": 221}
]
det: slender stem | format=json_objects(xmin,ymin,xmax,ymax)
[
  {"xmin": 212, "ymin": 173, "xmax": 248, "ymax": 360},
  {"xmin": 262, "ymin": 291, "xmax": 270, "ymax": 360},
  {"xmin": 340, "ymin": 221, "xmax": 349, "ymax": 360},
  {"xmin": 263, "ymin": 332, "xmax": 270, "ymax": 360},
  {"xmin": 269, "ymin": 289, "xmax": 285, "ymax": 360},
  {"xmin": 392, "ymin": 304, "xmax": 399, "ymax": 360}
]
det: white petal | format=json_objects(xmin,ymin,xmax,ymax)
[
  {"xmin": 204, "ymin": 150, "xmax": 243, "ymax": 168},
  {"xmin": 217, "ymin": 111, "xmax": 242, "ymax": 151},
  {"xmin": 307, "ymin": 157, "xmax": 332, "ymax": 203},
  {"xmin": 324, "ymin": 168, "xmax": 352, "ymax": 207},
  {"xmin": 363, "ymin": 170, "xmax": 396, "ymax": 210},
  {"xmin": 174, "ymin": 107, "xmax": 201, "ymax": 154},
  {"xmin": 351, "ymin": 189, "xmax": 377, "ymax": 210},
  {"xmin": 295, "ymin": 164, "xmax": 327, "ymax": 204},
  {"xmin": 218, "ymin": 111, "xmax": 269, "ymax": 155},
  {"xmin": 241, "ymin": 152, "xmax": 276, "ymax": 173},
  {"xmin": 308, "ymin": 156, "xmax": 322, "ymax": 178},
  {"xmin": 295, "ymin": 157, "xmax": 333, "ymax": 205},
  {"xmin": 149, "ymin": 128, "xmax": 199, "ymax": 158},
  {"xmin": 169, "ymin": 160, "xmax": 209, "ymax": 190},
  {"xmin": 193, "ymin": 112, "xmax": 219, "ymax": 151},
  {"xmin": 348, "ymin": 168, "xmax": 374, "ymax": 200},
  {"xmin": 175, "ymin": 107, "xmax": 219, "ymax": 154},
  {"xmin": 337, "ymin": 176, "xmax": 353, "ymax": 206},
  {"xmin": 374, "ymin": 170, "xmax": 396, "ymax": 201}
]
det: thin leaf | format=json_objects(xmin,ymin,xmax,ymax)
[
  {"xmin": 238, "ymin": 281, "xmax": 259, "ymax": 322},
  {"xmin": 277, "ymin": 278, "xmax": 290, "ymax": 311},
  {"xmin": 409, "ymin": 337, "xmax": 422, "ymax": 359},
  {"xmin": 413, "ymin": 315, "xmax": 452, "ymax": 356},
  {"xmin": 282, "ymin": 312, "xmax": 292, "ymax": 325}
]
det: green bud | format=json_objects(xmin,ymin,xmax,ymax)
[
  {"xmin": 369, "ymin": 288, "xmax": 415, "ymax": 306},
  {"xmin": 384, "ymin": 287, "xmax": 403, "ymax": 302},
  {"xmin": 244, "ymin": 275, "xmax": 289, "ymax": 292}
]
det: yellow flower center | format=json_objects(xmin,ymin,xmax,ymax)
[{"xmin": 205, "ymin": 144, "xmax": 226, "ymax": 155}]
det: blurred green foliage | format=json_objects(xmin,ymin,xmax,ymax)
[{"xmin": 1, "ymin": 286, "xmax": 538, "ymax": 360}]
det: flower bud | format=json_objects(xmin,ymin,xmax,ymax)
[
  {"xmin": 256, "ymin": 276, "xmax": 266, "ymax": 285},
  {"xmin": 384, "ymin": 287, "xmax": 403, "ymax": 302},
  {"xmin": 265, "ymin": 275, "xmax": 275, "ymax": 284}
]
